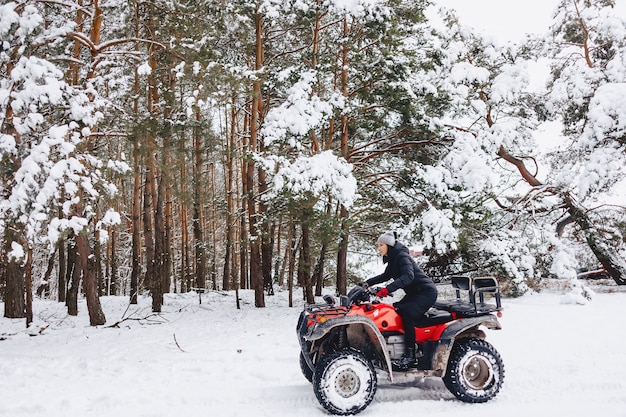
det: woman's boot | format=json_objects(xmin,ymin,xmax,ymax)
[{"xmin": 392, "ymin": 347, "xmax": 417, "ymax": 371}]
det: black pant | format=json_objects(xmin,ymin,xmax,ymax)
[{"xmin": 394, "ymin": 289, "xmax": 438, "ymax": 351}]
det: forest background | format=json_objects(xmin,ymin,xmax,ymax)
[{"xmin": 1, "ymin": 0, "xmax": 626, "ymax": 327}]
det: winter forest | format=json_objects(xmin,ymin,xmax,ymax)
[{"xmin": 1, "ymin": 0, "xmax": 626, "ymax": 327}]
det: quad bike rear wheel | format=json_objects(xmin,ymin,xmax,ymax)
[
  {"xmin": 443, "ymin": 337, "xmax": 504, "ymax": 403},
  {"xmin": 313, "ymin": 348, "xmax": 377, "ymax": 415},
  {"xmin": 300, "ymin": 351, "xmax": 314, "ymax": 383}
]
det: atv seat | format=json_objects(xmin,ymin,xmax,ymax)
[
  {"xmin": 434, "ymin": 276, "xmax": 502, "ymax": 317},
  {"xmin": 414, "ymin": 308, "xmax": 453, "ymax": 327}
]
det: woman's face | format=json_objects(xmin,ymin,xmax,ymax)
[{"xmin": 377, "ymin": 242, "xmax": 388, "ymax": 257}]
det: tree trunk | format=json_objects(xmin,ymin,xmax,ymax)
[
  {"xmin": 67, "ymin": 240, "xmax": 80, "ymax": 316},
  {"xmin": 3, "ymin": 232, "xmax": 25, "ymax": 319},
  {"xmin": 129, "ymin": 3, "xmax": 141, "ymax": 304},
  {"xmin": 313, "ymin": 243, "xmax": 327, "ymax": 297},
  {"xmin": 335, "ymin": 18, "xmax": 351, "ymax": 296},
  {"xmin": 223, "ymin": 102, "xmax": 236, "ymax": 291},
  {"xmin": 208, "ymin": 162, "xmax": 218, "ymax": 290},
  {"xmin": 288, "ymin": 222, "xmax": 298, "ymax": 308},
  {"xmin": 130, "ymin": 137, "xmax": 141, "ymax": 305},
  {"xmin": 562, "ymin": 193, "xmax": 626, "ymax": 285},
  {"xmin": 298, "ymin": 221, "xmax": 314, "ymax": 304},
  {"xmin": 58, "ymin": 239, "xmax": 66, "ymax": 303},
  {"xmin": 36, "ymin": 246, "xmax": 57, "ymax": 298},
  {"xmin": 164, "ymin": 172, "xmax": 173, "ymax": 294},
  {"xmin": 336, "ymin": 206, "xmax": 349, "ymax": 295},
  {"xmin": 261, "ymin": 219, "xmax": 274, "ymax": 295},
  {"xmin": 179, "ymin": 129, "xmax": 190, "ymax": 293},
  {"xmin": 25, "ymin": 248, "xmax": 33, "ymax": 327},
  {"xmin": 94, "ymin": 228, "xmax": 103, "ymax": 296},
  {"xmin": 155, "ymin": 170, "xmax": 167, "ymax": 298},
  {"xmin": 497, "ymin": 145, "xmax": 626, "ymax": 285},
  {"xmin": 161, "ymin": 68, "xmax": 175, "ymax": 295},
  {"xmin": 193, "ymin": 107, "xmax": 206, "ymax": 290},
  {"xmin": 258, "ymin": 142, "xmax": 273, "ymax": 295},
  {"xmin": 109, "ymin": 226, "xmax": 117, "ymax": 296},
  {"xmin": 247, "ymin": 10, "xmax": 265, "ymax": 307},
  {"xmin": 240, "ymin": 113, "xmax": 249, "ymax": 290},
  {"xmin": 76, "ymin": 233, "xmax": 106, "ymax": 325},
  {"xmin": 144, "ymin": 156, "xmax": 161, "ymax": 312},
  {"xmin": 144, "ymin": 7, "xmax": 162, "ymax": 312},
  {"xmin": 66, "ymin": 0, "xmax": 84, "ymax": 85}
]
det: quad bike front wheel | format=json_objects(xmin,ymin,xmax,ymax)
[
  {"xmin": 313, "ymin": 348, "xmax": 377, "ymax": 415},
  {"xmin": 443, "ymin": 337, "xmax": 504, "ymax": 403}
]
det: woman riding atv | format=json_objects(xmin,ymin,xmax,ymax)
[{"xmin": 365, "ymin": 231, "xmax": 438, "ymax": 370}]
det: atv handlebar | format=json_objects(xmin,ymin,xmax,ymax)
[{"xmin": 340, "ymin": 284, "xmax": 384, "ymax": 307}]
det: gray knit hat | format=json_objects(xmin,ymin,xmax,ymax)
[{"xmin": 377, "ymin": 231, "xmax": 396, "ymax": 247}]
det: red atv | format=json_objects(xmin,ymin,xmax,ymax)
[{"xmin": 296, "ymin": 276, "xmax": 505, "ymax": 415}]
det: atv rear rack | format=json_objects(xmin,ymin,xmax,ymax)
[
  {"xmin": 303, "ymin": 303, "xmax": 350, "ymax": 324},
  {"xmin": 434, "ymin": 276, "xmax": 502, "ymax": 317}
]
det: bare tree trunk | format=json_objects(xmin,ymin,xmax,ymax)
[
  {"xmin": 109, "ymin": 225, "xmax": 117, "ymax": 296},
  {"xmin": 155, "ymin": 169, "xmax": 167, "ymax": 298},
  {"xmin": 298, "ymin": 219, "xmax": 314, "ymax": 304},
  {"xmin": 76, "ymin": 233, "xmax": 106, "ymax": 325},
  {"xmin": 193, "ymin": 107, "xmax": 206, "ymax": 290},
  {"xmin": 143, "ymin": 6, "xmax": 163, "ymax": 313},
  {"xmin": 67, "ymin": 240, "xmax": 79, "ymax": 316},
  {"xmin": 208, "ymin": 162, "xmax": 218, "ymax": 290},
  {"xmin": 274, "ymin": 219, "xmax": 284, "ymax": 286},
  {"xmin": 258, "ymin": 141, "xmax": 273, "ymax": 294},
  {"xmin": 25, "ymin": 248, "xmax": 33, "ymax": 327},
  {"xmin": 335, "ymin": 18, "xmax": 351, "ymax": 296},
  {"xmin": 144, "ymin": 156, "xmax": 161, "ymax": 312},
  {"xmin": 240, "ymin": 206, "xmax": 249, "ymax": 290},
  {"xmin": 94, "ymin": 227, "xmax": 103, "ymax": 296},
  {"xmin": 3, "ymin": 232, "xmax": 25, "ymax": 319},
  {"xmin": 179, "ymin": 129, "xmax": 190, "ymax": 293},
  {"xmin": 58, "ymin": 238, "xmax": 66, "ymax": 303},
  {"xmin": 66, "ymin": 0, "xmax": 83, "ymax": 85},
  {"xmin": 336, "ymin": 205, "xmax": 349, "ymax": 295},
  {"xmin": 240, "ymin": 113, "xmax": 249, "ymax": 290},
  {"xmin": 288, "ymin": 222, "xmax": 298, "ymax": 308},
  {"xmin": 130, "ymin": 137, "xmax": 141, "ymax": 304},
  {"xmin": 129, "ymin": 2, "xmax": 141, "ymax": 304},
  {"xmin": 261, "ymin": 219, "xmax": 274, "ymax": 295},
  {"xmin": 247, "ymin": 11, "xmax": 265, "ymax": 308},
  {"xmin": 313, "ymin": 243, "xmax": 327, "ymax": 297},
  {"xmin": 315, "ymin": 200, "xmax": 332, "ymax": 296},
  {"xmin": 164, "ymin": 171, "xmax": 173, "ymax": 294},
  {"xmin": 223, "ymin": 101, "xmax": 236, "ymax": 291},
  {"xmin": 37, "ymin": 246, "xmax": 57, "ymax": 298},
  {"xmin": 161, "ymin": 69, "xmax": 175, "ymax": 295}
]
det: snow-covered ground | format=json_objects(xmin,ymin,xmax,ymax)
[{"xmin": 2, "ymin": 282, "xmax": 626, "ymax": 417}]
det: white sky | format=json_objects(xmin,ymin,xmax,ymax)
[{"xmin": 434, "ymin": 0, "xmax": 626, "ymax": 42}]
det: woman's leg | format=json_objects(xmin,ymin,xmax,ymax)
[{"xmin": 394, "ymin": 290, "xmax": 438, "ymax": 368}]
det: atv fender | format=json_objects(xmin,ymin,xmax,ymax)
[
  {"xmin": 430, "ymin": 315, "xmax": 502, "ymax": 377},
  {"xmin": 304, "ymin": 315, "xmax": 394, "ymax": 382}
]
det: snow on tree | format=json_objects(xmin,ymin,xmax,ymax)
[
  {"xmin": 547, "ymin": 0, "xmax": 626, "ymax": 200},
  {"xmin": 260, "ymin": 150, "xmax": 358, "ymax": 209},
  {"xmin": 418, "ymin": 0, "xmax": 626, "ymax": 292},
  {"xmin": 541, "ymin": 0, "xmax": 626, "ymax": 286},
  {"xmin": 1, "ymin": 1, "xmax": 123, "ymax": 324}
]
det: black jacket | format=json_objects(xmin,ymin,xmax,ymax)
[{"xmin": 366, "ymin": 242, "xmax": 436, "ymax": 296}]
